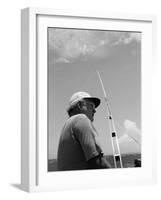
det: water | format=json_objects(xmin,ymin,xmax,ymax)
[
  {"xmin": 48, "ymin": 153, "xmax": 141, "ymax": 171},
  {"xmin": 106, "ymin": 153, "xmax": 141, "ymax": 168}
]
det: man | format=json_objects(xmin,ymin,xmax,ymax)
[{"xmin": 57, "ymin": 91, "xmax": 111, "ymax": 171}]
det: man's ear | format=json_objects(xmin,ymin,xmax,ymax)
[
  {"xmin": 78, "ymin": 101, "xmax": 85, "ymax": 111},
  {"xmin": 77, "ymin": 101, "xmax": 82, "ymax": 110}
]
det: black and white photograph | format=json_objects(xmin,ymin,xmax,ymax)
[
  {"xmin": 1, "ymin": 0, "xmax": 158, "ymax": 197},
  {"xmin": 47, "ymin": 28, "xmax": 141, "ymax": 172}
]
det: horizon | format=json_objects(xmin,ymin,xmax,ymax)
[{"xmin": 48, "ymin": 152, "xmax": 141, "ymax": 161}]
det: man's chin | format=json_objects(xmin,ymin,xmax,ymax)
[
  {"xmin": 86, "ymin": 114, "xmax": 94, "ymax": 122},
  {"xmin": 87, "ymin": 116, "xmax": 93, "ymax": 122},
  {"xmin": 91, "ymin": 116, "xmax": 94, "ymax": 122}
]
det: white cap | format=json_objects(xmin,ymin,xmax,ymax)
[{"xmin": 67, "ymin": 91, "xmax": 100, "ymax": 111}]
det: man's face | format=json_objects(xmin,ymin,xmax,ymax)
[{"xmin": 81, "ymin": 100, "xmax": 96, "ymax": 121}]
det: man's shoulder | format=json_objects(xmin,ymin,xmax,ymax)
[
  {"xmin": 71, "ymin": 114, "xmax": 88, "ymax": 121},
  {"xmin": 69, "ymin": 114, "xmax": 90, "ymax": 126}
]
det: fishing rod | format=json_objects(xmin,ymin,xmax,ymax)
[{"xmin": 96, "ymin": 70, "xmax": 123, "ymax": 168}]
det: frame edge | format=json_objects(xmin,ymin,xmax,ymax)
[
  {"xmin": 21, "ymin": 7, "xmax": 37, "ymax": 192},
  {"xmin": 21, "ymin": 8, "xmax": 30, "ymax": 192}
]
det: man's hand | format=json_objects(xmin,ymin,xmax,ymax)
[{"xmin": 87, "ymin": 154, "xmax": 111, "ymax": 169}]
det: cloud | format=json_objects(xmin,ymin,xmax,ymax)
[
  {"xmin": 118, "ymin": 120, "xmax": 141, "ymax": 154},
  {"xmin": 48, "ymin": 28, "xmax": 141, "ymax": 63},
  {"xmin": 55, "ymin": 57, "xmax": 71, "ymax": 63},
  {"xmin": 119, "ymin": 134, "xmax": 140, "ymax": 154},
  {"xmin": 124, "ymin": 120, "xmax": 141, "ymax": 144},
  {"xmin": 49, "ymin": 29, "xmax": 96, "ymax": 63},
  {"xmin": 112, "ymin": 32, "xmax": 141, "ymax": 46}
]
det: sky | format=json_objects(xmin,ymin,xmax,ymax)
[{"xmin": 48, "ymin": 28, "xmax": 141, "ymax": 159}]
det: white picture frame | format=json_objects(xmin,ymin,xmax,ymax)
[{"xmin": 21, "ymin": 7, "xmax": 156, "ymax": 192}]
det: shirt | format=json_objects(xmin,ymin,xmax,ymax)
[{"xmin": 57, "ymin": 114, "xmax": 102, "ymax": 171}]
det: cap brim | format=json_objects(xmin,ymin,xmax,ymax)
[{"xmin": 83, "ymin": 97, "xmax": 101, "ymax": 108}]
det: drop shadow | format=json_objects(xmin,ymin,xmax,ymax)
[{"xmin": 10, "ymin": 183, "xmax": 24, "ymax": 191}]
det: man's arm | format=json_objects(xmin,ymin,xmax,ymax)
[
  {"xmin": 87, "ymin": 154, "xmax": 111, "ymax": 169},
  {"xmin": 74, "ymin": 115, "xmax": 111, "ymax": 169}
]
